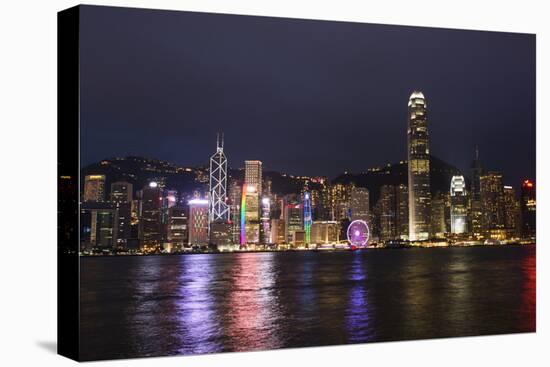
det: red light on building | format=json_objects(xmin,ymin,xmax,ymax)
[{"xmin": 523, "ymin": 179, "xmax": 534, "ymax": 188}]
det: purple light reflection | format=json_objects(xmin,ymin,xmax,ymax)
[
  {"xmin": 176, "ymin": 255, "xmax": 222, "ymax": 355},
  {"xmin": 345, "ymin": 253, "xmax": 375, "ymax": 342}
]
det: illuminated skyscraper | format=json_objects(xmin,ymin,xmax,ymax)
[
  {"xmin": 378, "ymin": 184, "xmax": 410, "ymax": 241},
  {"xmin": 480, "ymin": 172, "xmax": 506, "ymax": 240},
  {"xmin": 167, "ymin": 206, "xmax": 188, "ymax": 250},
  {"xmin": 350, "ymin": 187, "xmax": 369, "ymax": 223},
  {"xmin": 379, "ymin": 185, "xmax": 396, "ymax": 241},
  {"xmin": 110, "ymin": 181, "xmax": 133, "ymax": 249},
  {"xmin": 308, "ymin": 189, "xmax": 321, "ymax": 219},
  {"xmin": 138, "ymin": 182, "xmax": 163, "ymax": 249},
  {"xmin": 303, "ymin": 192, "xmax": 312, "ymax": 244},
  {"xmin": 471, "ymin": 146, "xmax": 484, "ymax": 201},
  {"xmin": 285, "ymin": 202, "xmax": 303, "ymax": 244},
  {"xmin": 261, "ymin": 197, "xmax": 271, "ymax": 244},
  {"xmin": 240, "ymin": 160, "xmax": 262, "ymax": 245},
  {"xmin": 430, "ymin": 192, "xmax": 447, "ymax": 239},
  {"xmin": 228, "ymin": 181, "xmax": 242, "ymax": 244},
  {"xmin": 395, "ymin": 184, "xmax": 409, "ymax": 240},
  {"xmin": 319, "ymin": 183, "xmax": 333, "ymax": 220},
  {"xmin": 331, "ymin": 183, "xmax": 353, "ymax": 221},
  {"xmin": 407, "ymin": 91, "xmax": 431, "ymax": 241},
  {"xmin": 83, "ymin": 174, "xmax": 106, "ymax": 202},
  {"xmin": 241, "ymin": 185, "xmax": 260, "ymax": 244},
  {"xmin": 520, "ymin": 179, "xmax": 536, "ymax": 238},
  {"xmin": 270, "ymin": 218, "xmax": 286, "ymax": 244},
  {"xmin": 245, "ymin": 160, "xmax": 262, "ymax": 194},
  {"xmin": 188, "ymin": 198, "xmax": 209, "ymax": 246},
  {"xmin": 209, "ymin": 133, "xmax": 230, "ymax": 223},
  {"xmin": 80, "ymin": 203, "xmax": 116, "ymax": 251},
  {"xmin": 470, "ymin": 146, "xmax": 485, "ymax": 239},
  {"xmin": 503, "ymin": 186, "xmax": 521, "ymax": 239},
  {"xmin": 450, "ymin": 175, "xmax": 468, "ymax": 234}
]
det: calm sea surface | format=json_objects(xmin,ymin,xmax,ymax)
[{"xmin": 80, "ymin": 246, "xmax": 535, "ymax": 361}]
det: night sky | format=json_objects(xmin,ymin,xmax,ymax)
[{"xmin": 80, "ymin": 5, "xmax": 535, "ymax": 185}]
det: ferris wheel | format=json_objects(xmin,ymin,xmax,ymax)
[{"xmin": 347, "ymin": 220, "xmax": 370, "ymax": 248}]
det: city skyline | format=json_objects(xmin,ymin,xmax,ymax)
[
  {"xmin": 79, "ymin": 6, "xmax": 535, "ymax": 185},
  {"xmin": 78, "ymin": 117, "xmax": 536, "ymax": 254},
  {"xmin": 58, "ymin": 6, "xmax": 537, "ymax": 362}
]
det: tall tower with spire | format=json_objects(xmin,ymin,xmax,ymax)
[
  {"xmin": 470, "ymin": 145, "xmax": 485, "ymax": 239},
  {"xmin": 209, "ymin": 133, "xmax": 230, "ymax": 223},
  {"xmin": 407, "ymin": 91, "xmax": 431, "ymax": 241},
  {"xmin": 471, "ymin": 145, "xmax": 484, "ymax": 201}
]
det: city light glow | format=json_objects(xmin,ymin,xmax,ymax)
[
  {"xmin": 188, "ymin": 198, "xmax": 208, "ymax": 205},
  {"xmin": 76, "ymin": 91, "xmax": 536, "ymax": 257},
  {"xmin": 240, "ymin": 185, "xmax": 247, "ymax": 245},
  {"xmin": 303, "ymin": 192, "xmax": 312, "ymax": 245}
]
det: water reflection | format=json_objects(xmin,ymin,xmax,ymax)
[
  {"xmin": 176, "ymin": 255, "xmax": 222, "ymax": 354},
  {"xmin": 225, "ymin": 252, "xmax": 282, "ymax": 351},
  {"xmin": 345, "ymin": 252, "xmax": 374, "ymax": 342},
  {"xmin": 401, "ymin": 251, "xmax": 434, "ymax": 338},
  {"xmin": 445, "ymin": 252, "xmax": 473, "ymax": 334},
  {"xmin": 128, "ymin": 256, "xmax": 182, "ymax": 356},
  {"xmin": 79, "ymin": 247, "xmax": 536, "ymax": 360},
  {"xmin": 521, "ymin": 250, "xmax": 536, "ymax": 331},
  {"xmin": 295, "ymin": 256, "xmax": 317, "ymax": 320}
]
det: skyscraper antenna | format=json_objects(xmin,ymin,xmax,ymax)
[
  {"xmin": 215, "ymin": 132, "xmax": 224, "ymax": 151},
  {"xmin": 475, "ymin": 145, "xmax": 479, "ymax": 160}
]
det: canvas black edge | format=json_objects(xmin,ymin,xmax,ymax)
[{"xmin": 58, "ymin": 5, "xmax": 81, "ymax": 362}]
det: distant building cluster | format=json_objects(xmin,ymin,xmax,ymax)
[
  {"xmin": 405, "ymin": 91, "xmax": 535, "ymax": 244},
  {"xmin": 75, "ymin": 91, "xmax": 535, "ymax": 254}
]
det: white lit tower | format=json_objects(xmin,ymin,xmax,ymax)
[
  {"xmin": 407, "ymin": 91, "xmax": 431, "ymax": 241},
  {"xmin": 450, "ymin": 175, "xmax": 468, "ymax": 234},
  {"xmin": 261, "ymin": 197, "xmax": 271, "ymax": 244},
  {"xmin": 209, "ymin": 133, "xmax": 230, "ymax": 224}
]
